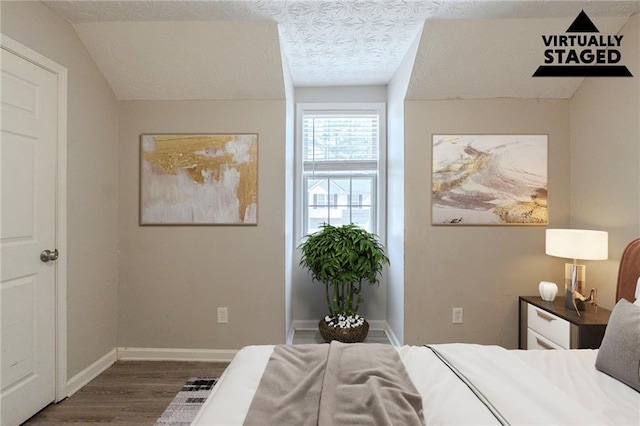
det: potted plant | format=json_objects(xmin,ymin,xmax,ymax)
[{"xmin": 298, "ymin": 223, "xmax": 389, "ymax": 343}]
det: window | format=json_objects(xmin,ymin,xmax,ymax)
[{"xmin": 298, "ymin": 103, "xmax": 385, "ymax": 236}]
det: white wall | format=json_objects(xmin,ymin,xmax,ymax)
[
  {"xmin": 1, "ymin": 1, "xmax": 119, "ymax": 377},
  {"xmin": 403, "ymin": 99, "xmax": 571, "ymax": 347},
  {"xmin": 385, "ymin": 26, "xmax": 423, "ymax": 344},
  {"xmin": 281, "ymin": 40, "xmax": 296, "ymax": 342},
  {"xmin": 295, "ymin": 86, "xmax": 388, "ymax": 103},
  {"xmin": 117, "ymin": 100, "xmax": 287, "ymax": 349},
  {"xmin": 569, "ymin": 14, "xmax": 640, "ymax": 309}
]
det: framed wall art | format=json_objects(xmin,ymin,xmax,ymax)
[
  {"xmin": 432, "ymin": 134, "xmax": 548, "ymax": 226},
  {"xmin": 140, "ymin": 133, "xmax": 258, "ymax": 225}
]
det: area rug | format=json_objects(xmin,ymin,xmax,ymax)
[{"xmin": 155, "ymin": 377, "xmax": 217, "ymax": 425}]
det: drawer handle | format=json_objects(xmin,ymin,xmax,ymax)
[
  {"xmin": 536, "ymin": 337, "xmax": 556, "ymax": 350},
  {"xmin": 536, "ymin": 310, "xmax": 556, "ymax": 322}
]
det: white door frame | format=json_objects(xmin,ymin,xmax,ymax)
[{"xmin": 1, "ymin": 34, "xmax": 68, "ymax": 402}]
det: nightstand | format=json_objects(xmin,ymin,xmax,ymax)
[{"xmin": 519, "ymin": 296, "xmax": 611, "ymax": 350}]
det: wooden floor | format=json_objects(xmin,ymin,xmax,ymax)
[
  {"xmin": 23, "ymin": 360, "xmax": 229, "ymax": 425},
  {"xmin": 23, "ymin": 331, "xmax": 389, "ymax": 425}
]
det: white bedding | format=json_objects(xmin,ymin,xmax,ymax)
[
  {"xmin": 192, "ymin": 344, "xmax": 640, "ymax": 426},
  {"xmin": 515, "ymin": 349, "xmax": 640, "ymax": 425}
]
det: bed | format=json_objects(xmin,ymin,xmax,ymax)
[{"xmin": 192, "ymin": 239, "xmax": 640, "ymax": 425}]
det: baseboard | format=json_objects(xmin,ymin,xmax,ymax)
[
  {"xmin": 384, "ymin": 324, "xmax": 402, "ymax": 347},
  {"xmin": 66, "ymin": 348, "xmax": 117, "ymax": 397},
  {"xmin": 292, "ymin": 319, "xmax": 387, "ymax": 331},
  {"xmin": 292, "ymin": 319, "xmax": 321, "ymax": 330},
  {"xmin": 117, "ymin": 347, "xmax": 238, "ymax": 362},
  {"xmin": 286, "ymin": 324, "xmax": 296, "ymax": 345},
  {"xmin": 66, "ymin": 329, "xmax": 400, "ymax": 398}
]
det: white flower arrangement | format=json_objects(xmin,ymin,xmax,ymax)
[{"xmin": 324, "ymin": 313, "xmax": 365, "ymax": 329}]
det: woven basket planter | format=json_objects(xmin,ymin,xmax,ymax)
[{"xmin": 318, "ymin": 319, "xmax": 369, "ymax": 343}]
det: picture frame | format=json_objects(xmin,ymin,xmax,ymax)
[
  {"xmin": 432, "ymin": 134, "xmax": 548, "ymax": 226},
  {"xmin": 139, "ymin": 133, "xmax": 258, "ymax": 225}
]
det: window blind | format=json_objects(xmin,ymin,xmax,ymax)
[{"xmin": 302, "ymin": 111, "xmax": 379, "ymax": 172}]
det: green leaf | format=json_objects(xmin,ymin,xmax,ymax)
[{"xmin": 297, "ymin": 223, "xmax": 389, "ymax": 316}]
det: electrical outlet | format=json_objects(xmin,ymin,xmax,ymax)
[
  {"xmin": 452, "ymin": 307, "xmax": 463, "ymax": 324},
  {"xmin": 217, "ymin": 307, "xmax": 228, "ymax": 324}
]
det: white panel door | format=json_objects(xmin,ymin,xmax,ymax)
[{"xmin": 1, "ymin": 47, "xmax": 58, "ymax": 426}]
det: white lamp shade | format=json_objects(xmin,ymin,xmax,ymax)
[{"xmin": 545, "ymin": 229, "xmax": 608, "ymax": 260}]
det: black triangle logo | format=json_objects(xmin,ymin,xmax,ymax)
[{"xmin": 566, "ymin": 10, "xmax": 600, "ymax": 33}]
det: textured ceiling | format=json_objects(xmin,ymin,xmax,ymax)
[{"xmin": 45, "ymin": 1, "xmax": 640, "ymax": 100}]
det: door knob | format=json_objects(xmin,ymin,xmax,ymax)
[{"xmin": 40, "ymin": 249, "xmax": 59, "ymax": 263}]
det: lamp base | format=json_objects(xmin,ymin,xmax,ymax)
[
  {"xmin": 565, "ymin": 288, "xmax": 585, "ymax": 311},
  {"xmin": 564, "ymin": 263, "xmax": 586, "ymax": 311}
]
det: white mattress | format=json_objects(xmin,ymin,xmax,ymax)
[
  {"xmin": 514, "ymin": 349, "xmax": 640, "ymax": 426},
  {"xmin": 192, "ymin": 345, "xmax": 640, "ymax": 425}
]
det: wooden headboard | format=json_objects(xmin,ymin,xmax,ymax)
[{"xmin": 616, "ymin": 238, "xmax": 640, "ymax": 303}]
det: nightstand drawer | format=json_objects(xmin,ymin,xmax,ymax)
[
  {"xmin": 527, "ymin": 329, "xmax": 564, "ymax": 350},
  {"xmin": 527, "ymin": 303, "xmax": 570, "ymax": 348},
  {"xmin": 519, "ymin": 296, "xmax": 611, "ymax": 350}
]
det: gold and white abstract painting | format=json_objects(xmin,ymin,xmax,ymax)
[
  {"xmin": 140, "ymin": 134, "xmax": 258, "ymax": 225},
  {"xmin": 432, "ymin": 134, "xmax": 547, "ymax": 225}
]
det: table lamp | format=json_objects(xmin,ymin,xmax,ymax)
[{"xmin": 545, "ymin": 229, "xmax": 608, "ymax": 315}]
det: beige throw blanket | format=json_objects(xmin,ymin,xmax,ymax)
[{"xmin": 243, "ymin": 341, "xmax": 424, "ymax": 426}]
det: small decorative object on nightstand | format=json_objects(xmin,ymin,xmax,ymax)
[
  {"xmin": 519, "ymin": 295, "xmax": 611, "ymax": 350},
  {"xmin": 538, "ymin": 281, "xmax": 558, "ymax": 301}
]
